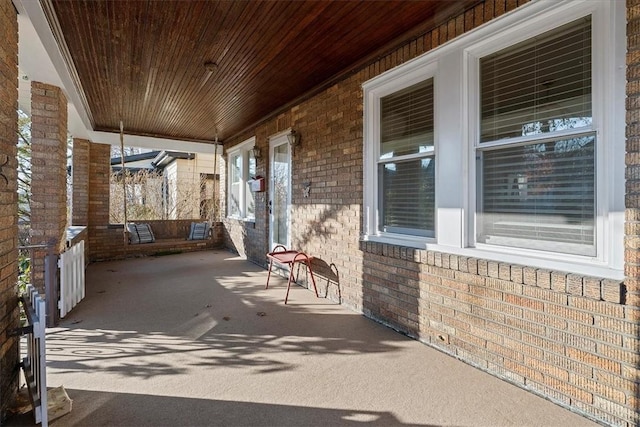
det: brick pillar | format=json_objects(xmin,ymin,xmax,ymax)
[
  {"xmin": 626, "ymin": 0, "xmax": 640, "ymax": 419},
  {"xmin": 72, "ymin": 138, "xmax": 90, "ymax": 225},
  {"xmin": 30, "ymin": 82, "xmax": 67, "ymax": 291},
  {"xmin": 0, "ymin": 0, "xmax": 19, "ymax": 421},
  {"xmin": 88, "ymin": 142, "xmax": 111, "ymax": 261},
  {"xmin": 627, "ymin": 1, "xmax": 640, "ymax": 300}
]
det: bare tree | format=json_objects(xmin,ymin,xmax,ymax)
[{"xmin": 110, "ymin": 169, "xmax": 214, "ymax": 222}]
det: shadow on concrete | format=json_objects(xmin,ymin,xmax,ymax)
[
  {"xmin": 310, "ymin": 257, "xmax": 341, "ymax": 303},
  {"xmin": 7, "ymin": 251, "xmax": 599, "ymax": 427},
  {"xmin": 39, "ymin": 250, "xmax": 405, "ymax": 379},
  {"xmin": 8, "ymin": 388, "xmax": 432, "ymax": 427}
]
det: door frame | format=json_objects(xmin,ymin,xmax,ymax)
[{"xmin": 268, "ymin": 129, "xmax": 293, "ymax": 251}]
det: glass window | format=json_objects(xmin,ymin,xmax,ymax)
[
  {"xmin": 363, "ymin": 0, "xmax": 623, "ymax": 277},
  {"xmin": 227, "ymin": 139, "xmax": 256, "ymax": 220},
  {"xmin": 245, "ymin": 155, "xmax": 256, "ymax": 219},
  {"xmin": 480, "ymin": 17, "xmax": 592, "ymax": 142},
  {"xmin": 229, "ymin": 153, "xmax": 242, "ymax": 217},
  {"xmin": 477, "ymin": 17, "xmax": 595, "ymax": 256},
  {"xmin": 378, "ymin": 78, "xmax": 435, "ymax": 237}
]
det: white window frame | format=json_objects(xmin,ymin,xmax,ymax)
[
  {"xmin": 363, "ymin": 60, "xmax": 439, "ymax": 249},
  {"xmin": 226, "ymin": 137, "xmax": 256, "ymax": 221},
  {"xmin": 362, "ymin": 0, "xmax": 624, "ymax": 279}
]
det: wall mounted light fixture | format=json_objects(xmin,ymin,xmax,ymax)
[
  {"xmin": 250, "ymin": 146, "xmax": 261, "ymax": 159},
  {"xmin": 286, "ymin": 129, "xmax": 300, "ymax": 147}
]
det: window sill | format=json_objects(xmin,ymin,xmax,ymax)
[
  {"xmin": 227, "ymin": 216, "xmax": 255, "ymax": 224},
  {"xmin": 361, "ymin": 233, "xmax": 432, "ymax": 250}
]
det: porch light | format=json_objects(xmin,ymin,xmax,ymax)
[
  {"xmin": 287, "ymin": 129, "xmax": 300, "ymax": 147},
  {"xmin": 250, "ymin": 146, "xmax": 261, "ymax": 159}
]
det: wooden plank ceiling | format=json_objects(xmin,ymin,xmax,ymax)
[{"xmin": 49, "ymin": 0, "xmax": 477, "ymax": 144}]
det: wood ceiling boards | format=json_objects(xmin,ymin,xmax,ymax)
[{"xmin": 49, "ymin": 0, "xmax": 478, "ymax": 144}]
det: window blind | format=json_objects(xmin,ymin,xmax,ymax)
[
  {"xmin": 378, "ymin": 78, "xmax": 435, "ymax": 237},
  {"xmin": 379, "ymin": 159, "xmax": 435, "ymax": 236},
  {"xmin": 478, "ymin": 136, "xmax": 595, "ymax": 255},
  {"xmin": 381, "ymin": 79, "xmax": 434, "ymax": 158},
  {"xmin": 480, "ymin": 16, "xmax": 592, "ymax": 142}
]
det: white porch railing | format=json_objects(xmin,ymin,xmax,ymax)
[
  {"xmin": 58, "ymin": 239, "xmax": 85, "ymax": 318},
  {"xmin": 20, "ymin": 284, "xmax": 48, "ymax": 426}
]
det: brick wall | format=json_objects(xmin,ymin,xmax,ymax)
[
  {"xmin": 627, "ymin": 0, "xmax": 640, "ymax": 314},
  {"xmin": 72, "ymin": 138, "xmax": 90, "ymax": 226},
  {"xmin": 361, "ymin": 241, "xmax": 632, "ymax": 425},
  {"xmin": 30, "ymin": 81, "xmax": 68, "ymax": 292},
  {"xmin": 625, "ymin": 0, "xmax": 640, "ymax": 422},
  {"xmin": 0, "ymin": 0, "xmax": 19, "ymax": 421},
  {"xmin": 87, "ymin": 142, "xmax": 115, "ymax": 261},
  {"xmin": 89, "ymin": 220, "xmax": 223, "ymax": 261},
  {"xmin": 223, "ymin": 0, "xmax": 639, "ymax": 425}
]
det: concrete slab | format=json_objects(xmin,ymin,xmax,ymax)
[{"xmin": 6, "ymin": 250, "xmax": 599, "ymax": 426}]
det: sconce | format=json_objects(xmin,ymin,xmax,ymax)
[
  {"xmin": 286, "ymin": 129, "xmax": 300, "ymax": 147},
  {"xmin": 250, "ymin": 146, "xmax": 261, "ymax": 159}
]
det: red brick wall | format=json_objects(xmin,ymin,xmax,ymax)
[
  {"xmin": 30, "ymin": 81, "xmax": 68, "ymax": 291},
  {"xmin": 223, "ymin": 0, "xmax": 639, "ymax": 424},
  {"xmin": 0, "ymin": 0, "xmax": 19, "ymax": 421}
]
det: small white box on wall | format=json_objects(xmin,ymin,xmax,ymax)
[{"xmin": 250, "ymin": 176, "xmax": 265, "ymax": 192}]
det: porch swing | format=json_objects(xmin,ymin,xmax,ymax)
[{"xmin": 119, "ymin": 122, "xmax": 216, "ymax": 249}]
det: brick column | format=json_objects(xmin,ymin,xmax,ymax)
[
  {"xmin": 87, "ymin": 142, "xmax": 112, "ymax": 261},
  {"xmin": 71, "ymin": 138, "xmax": 90, "ymax": 225},
  {"xmin": 30, "ymin": 82, "xmax": 68, "ymax": 291},
  {"xmin": 627, "ymin": 1, "xmax": 640, "ymax": 304},
  {"xmin": 626, "ymin": 0, "xmax": 640, "ymax": 420},
  {"xmin": 0, "ymin": 0, "xmax": 19, "ymax": 421}
]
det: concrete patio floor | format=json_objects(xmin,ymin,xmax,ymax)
[{"xmin": 8, "ymin": 250, "xmax": 599, "ymax": 427}]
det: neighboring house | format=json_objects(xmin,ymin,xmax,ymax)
[
  {"xmin": 110, "ymin": 149, "xmax": 159, "ymax": 173},
  {"xmin": 110, "ymin": 150, "xmax": 218, "ymax": 221},
  {"xmin": 153, "ymin": 151, "xmax": 218, "ymax": 220}
]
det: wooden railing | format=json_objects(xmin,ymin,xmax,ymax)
[
  {"xmin": 15, "ymin": 284, "xmax": 48, "ymax": 426},
  {"xmin": 59, "ymin": 239, "xmax": 85, "ymax": 318}
]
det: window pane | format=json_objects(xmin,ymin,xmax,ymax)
[
  {"xmin": 380, "ymin": 78, "xmax": 434, "ymax": 158},
  {"xmin": 379, "ymin": 157, "xmax": 435, "ymax": 237},
  {"xmin": 229, "ymin": 154, "xmax": 241, "ymax": 217},
  {"xmin": 273, "ymin": 144, "xmax": 289, "ymax": 245},
  {"xmin": 477, "ymin": 135, "xmax": 595, "ymax": 255},
  {"xmin": 480, "ymin": 17, "xmax": 591, "ymax": 142},
  {"xmin": 246, "ymin": 155, "xmax": 256, "ymax": 218}
]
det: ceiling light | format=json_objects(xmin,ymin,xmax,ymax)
[{"xmin": 204, "ymin": 61, "xmax": 218, "ymax": 72}]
